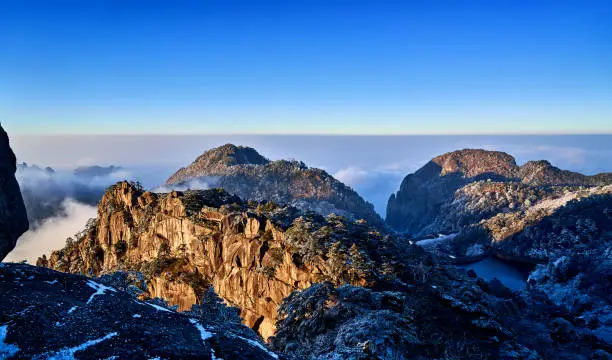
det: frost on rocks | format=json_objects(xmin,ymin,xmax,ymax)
[
  {"xmin": 0, "ymin": 325, "xmax": 20, "ymax": 358},
  {"xmin": 466, "ymin": 243, "xmax": 485, "ymax": 257},
  {"xmin": 85, "ymin": 280, "xmax": 117, "ymax": 304}
]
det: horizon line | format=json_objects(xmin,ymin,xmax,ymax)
[{"xmin": 11, "ymin": 132, "xmax": 612, "ymax": 137}]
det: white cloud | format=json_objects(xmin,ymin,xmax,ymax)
[
  {"xmin": 153, "ymin": 178, "xmax": 219, "ymax": 193},
  {"xmin": 4, "ymin": 199, "xmax": 97, "ymax": 264},
  {"xmin": 333, "ymin": 167, "xmax": 369, "ymax": 187},
  {"xmin": 513, "ymin": 145, "xmax": 587, "ymax": 166}
]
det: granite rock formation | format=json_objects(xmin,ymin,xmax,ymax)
[
  {"xmin": 43, "ymin": 181, "xmax": 405, "ymax": 339},
  {"xmin": 166, "ymin": 144, "xmax": 383, "ymax": 226}
]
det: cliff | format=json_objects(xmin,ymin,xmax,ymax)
[
  {"xmin": 0, "ymin": 123, "xmax": 29, "ymax": 260},
  {"xmin": 166, "ymin": 144, "xmax": 384, "ymax": 226},
  {"xmin": 44, "ymin": 181, "xmax": 404, "ymax": 339}
]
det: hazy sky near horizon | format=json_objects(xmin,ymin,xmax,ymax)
[
  {"xmin": 10, "ymin": 134, "xmax": 612, "ymax": 216},
  {"xmin": 1, "ymin": 1, "xmax": 611, "ymax": 135}
]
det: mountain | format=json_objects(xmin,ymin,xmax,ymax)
[
  {"xmin": 0, "ymin": 125, "xmax": 29, "ymax": 260},
  {"xmin": 4, "ymin": 130, "xmax": 611, "ymax": 358},
  {"xmin": 165, "ymin": 144, "xmax": 383, "ymax": 226},
  {"xmin": 74, "ymin": 165, "xmax": 123, "ymax": 179},
  {"xmin": 385, "ymin": 148, "xmax": 612, "ymax": 352},
  {"xmin": 40, "ymin": 182, "xmax": 611, "ymax": 358},
  {"xmin": 41, "ymin": 181, "xmax": 404, "ymax": 340},
  {"xmin": 0, "ymin": 128, "xmax": 279, "ymax": 359},
  {"xmin": 387, "ymin": 149, "xmax": 612, "ymax": 234}
]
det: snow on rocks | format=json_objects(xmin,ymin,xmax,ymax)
[
  {"xmin": 189, "ymin": 319, "xmax": 215, "ymax": 341},
  {"xmin": 0, "ymin": 325, "xmax": 20, "ymax": 358},
  {"xmin": 85, "ymin": 280, "xmax": 117, "ymax": 304},
  {"xmin": 229, "ymin": 333, "xmax": 279, "ymax": 359},
  {"xmin": 33, "ymin": 332, "xmax": 117, "ymax": 360}
]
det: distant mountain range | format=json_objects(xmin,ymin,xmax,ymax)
[{"xmin": 387, "ymin": 148, "xmax": 612, "ymax": 235}]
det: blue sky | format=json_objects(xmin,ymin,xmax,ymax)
[{"xmin": 1, "ymin": 0, "xmax": 611, "ymax": 134}]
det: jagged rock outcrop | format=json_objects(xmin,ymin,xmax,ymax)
[
  {"xmin": 0, "ymin": 263, "xmax": 279, "ymax": 359},
  {"xmin": 165, "ymin": 144, "xmax": 383, "ymax": 226},
  {"xmin": 270, "ymin": 270, "xmax": 609, "ymax": 359},
  {"xmin": 387, "ymin": 149, "xmax": 612, "ymax": 234},
  {"xmin": 519, "ymin": 160, "xmax": 612, "ymax": 186},
  {"xmin": 0, "ymin": 124, "xmax": 29, "ymax": 260},
  {"xmin": 44, "ymin": 181, "xmax": 406, "ymax": 339}
]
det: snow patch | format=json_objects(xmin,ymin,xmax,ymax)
[
  {"xmin": 416, "ymin": 233, "xmax": 457, "ymax": 247},
  {"xmin": 189, "ymin": 319, "xmax": 215, "ymax": 341},
  {"xmin": 146, "ymin": 303, "xmax": 173, "ymax": 313},
  {"xmin": 34, "ymin": 332, "xmax": 117, "ymax": 360},
  {"xmin": 85, "ymin": 280, "xmax": 117, "ymax": 304},
  {"xmin": 133, "ymin": 314, "xmax": 142, "ymax": 318},
  {"xmin": 68, "ymin": 306, "xmax": 78, "ymax": 314},
  {"xmin": 229, "ymin": 333, "xmax": 278, "ymax": 359},
  {"xmin": 45, "ymin": 280, "xmax": 59, "ymax": 285},
  {"xmin": 0, "ymin": 325, "xmax": 20, "ymax": 358}
]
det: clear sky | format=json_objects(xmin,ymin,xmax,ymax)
[{"xmin": 1, "ymin": 0, "xmax": 611, "ymax": 135}]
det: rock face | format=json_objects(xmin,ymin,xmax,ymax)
[
  {"xmin": 387, "ymin": 149, "xmax": 612, "ymax": 234},
  {"xmin": 0, "ymin": 124, "xmax": 29, "ymax": 260},
  {"xmin": 166, "ymin": 144, "xmax": 383, "ymax": 226},
  {"xmin": 270, "ymin": 271, "xmax": 608, "ymax": 359},
  {"xmin": 0, "ymin": 263, "xmax": 279, "ymax": 359},
  {"xmin": 44, "ymin": 181, "xmax": 404, "ymax": 339}
]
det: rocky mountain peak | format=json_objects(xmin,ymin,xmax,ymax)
[
  {"xmin": 164, "ymin": 144, "xmax": 384, "ymax": 226},
  {"xmin": 167, "ymin": 144, "xmax": 270, "ymax": 184},
  {"xmin": 431, "ymin": 149, "xmax": 519, "ymax": 178},
  {"xmin": 387, "ymin": 148, "xmax": 612, "ymax": 234}
]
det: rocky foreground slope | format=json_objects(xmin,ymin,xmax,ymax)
[
  {"xmin": 0, "ymin": 263, "xmax": 279, "ymax": 359},
  {"xmin": 165, "ymin": 144, "xmax": 383, "ymax": 226}
]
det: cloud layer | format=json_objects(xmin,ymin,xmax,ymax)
[{"xmin": 4, "ymin": 199, "xmax": 97, "ymax": 264}]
